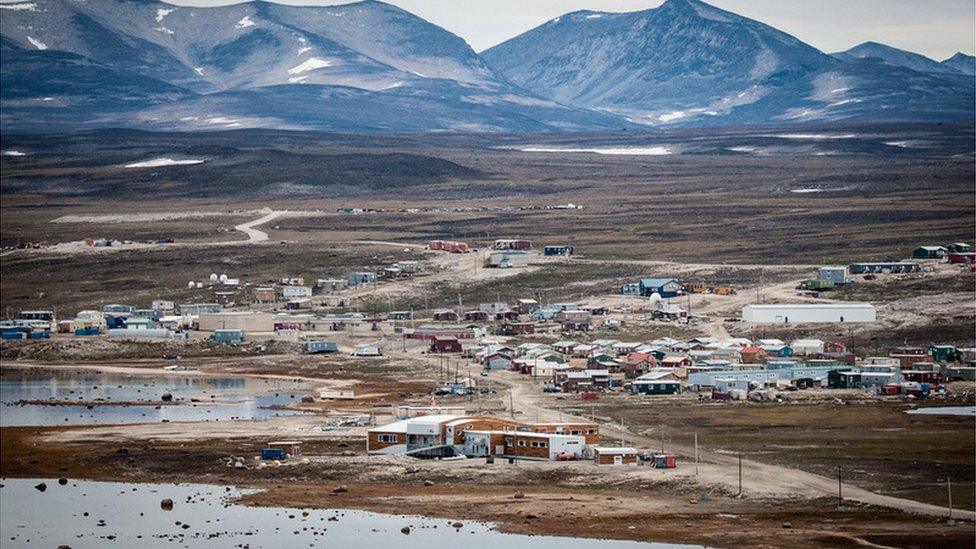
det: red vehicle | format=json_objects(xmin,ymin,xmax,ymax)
[{"xmin": 580, "ymin": 391, "xmax": 600, "ymax": 401}]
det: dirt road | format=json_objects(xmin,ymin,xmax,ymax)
[{"xmin": 497, "ymin": 372, "xmax": 974, "ymax": 521}]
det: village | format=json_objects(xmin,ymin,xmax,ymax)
[{"xmin": 2, "ymin": 236, "xmax": 973, "ymax": 472}]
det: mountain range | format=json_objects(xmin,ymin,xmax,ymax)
[{"xmin": 1, "ymin": 0, "xmax": 973, "ymax": 133}]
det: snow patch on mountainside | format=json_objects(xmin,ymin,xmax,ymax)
[
  {"xmin": 156, "ymin": 8, "xmax": 175, "ymax": 22},
  {"xmin": 287, "ymin": 58, "xmax": 332, "ymax": 74},
  {"xmin": 26, "ymin": 36, "xmax": 47, "ymax": 50},
  {"xmin": 0, "ymin": 3, "xmax": 37, "ymax": 11},
  {"xmin": 236, "ymin": 16, "xmax": 255, "ymax": 29},
  {"xmin": 518, "ymin": 146, "xmax": 673, "ymax": 155},
  {"xmin": 124, "ymin": 158, "xmax": 204, "ymax": 168},
  {"xmin": 154, "ymin": 27, "xmax": 174, "ymax": 35}
]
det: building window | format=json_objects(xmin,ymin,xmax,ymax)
[
  {"xmin": 571, "ymin": 430, "xmax": 581, "ymax": 435},
  {"xmin": 377, "ymin": 434, "xmax": 398, "ymax": 443},
  {"xmin": 586, "ymin": 429, "xmax": 597, "ymax": 435},
  {"xmin": 518, "ymin": 440, "xmax": 526, "ymax": 447}
]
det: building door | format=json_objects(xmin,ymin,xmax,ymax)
[
  {"xmin": 495, "ymin": 444, "xmax": 505, "ymax": 455},
  {"xmin": 614, "ymin": 455, "xmax": 623, "ymax": 465}
]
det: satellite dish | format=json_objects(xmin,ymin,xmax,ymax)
[
  {"xmin": 188, "ymin": 281, "xmax": 195, "ymax": 289},
  {"xmin": 209, "ymin": 273, "xmax": 218, "ymax": 282},
  {"xmin": 219, "ymin": 274, "xmax": 228, "ymax": 283}
]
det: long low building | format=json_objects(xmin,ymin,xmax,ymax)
[
  {"xmin": 197, "ymin": 311, "xmax": 275, "ymax": 332},
  {"xmin": 688, "ymin": 364, "xmax": 901, "ymax": 388},
  {"xmin": 741, "ymin": 303, "xmax": 876, "ymax": 324}
]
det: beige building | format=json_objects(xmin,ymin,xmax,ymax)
[{"xmin": 197, "ymin": 311, "xmax": 274, "ymax": 332}]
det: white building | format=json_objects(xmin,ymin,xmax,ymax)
[
  {"xmin": 280, "ymin": 285, "xmax": 313, "ymax": 299},
  {"xmin": 791, "ymin": 339, "xmax": 825, "ymax": 355},
  {"xmin": 741, "ymin": 303, "xmax": 875, "ymax": 324},
  {"xmin": 352, "ymin": 343, "xmax": 382, "ymax": 357}
]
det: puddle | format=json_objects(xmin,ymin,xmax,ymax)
[
  {"xmin": 0, "ymin": 478, "xmax": 702, "ymax": 548},
  {"xmin": 0, "ymin": 367, "xmax": 312, "ymax": 426}
]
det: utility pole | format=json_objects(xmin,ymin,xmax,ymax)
[
  {"xmin": 737, "ymin": 453, "xmax": 743, "ymax": 497},
  {"xmin": 947, "ymin": 477, "xmax": 955, "ymax": 525},
  {"xmin": 837, "ymin": 466, "xmax": 844, "ymax": 511},
  {"xmin": 509, "ymin": 391, "xmax": 514, "ymax": 419},
  {"xmin": 660, "ymin": 424, "xmax": 665, "ymax": 453},
  {"xmin": 694, "ymin": 432, "xmax": 699, "ymax": 476}
]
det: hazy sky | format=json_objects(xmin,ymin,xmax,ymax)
[{"xmin": 167, "ymin": 0, "xmax": 975, "ymax": 59}]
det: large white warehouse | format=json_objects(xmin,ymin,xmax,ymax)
[{"xmin": 741, "ymin": 303, "xmax": 876, "ymax": 324}]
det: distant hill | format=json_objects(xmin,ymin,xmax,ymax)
[
  {"xmin": 482, "ymin": 0, "xmax": 975, "ymax": 126},
  {"xmin": 0, "ymin": 0, "xmax": 623, "ymax": 133},
  {"xmin": 1, "ymin": 0, "xmax": 973, "ymax": 132}
]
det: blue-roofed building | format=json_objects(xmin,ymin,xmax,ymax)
[{"xmin": 639, "ymin": 278, "xmax": 683, "ymax": 298}]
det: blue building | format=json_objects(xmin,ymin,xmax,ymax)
[
  {"xmin": 543, "ymin": 245, "xmax": 574, "ymax": 256},
  {"xmin": 639, "ymin": 278, "xmax": 683, "ymax": 298},
  {"xmin": 347, "ymin": 272, "xmax": 377, "ymax": 285},
  {"xmin": 213, "ymin": 329, "xmax": 245, "ymax": 344},
  {"xmin": 306, "ymin": 340, "xmax": 338, "ymax": 354}
]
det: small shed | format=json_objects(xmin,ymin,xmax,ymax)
[
  {"xmin": 268, "ymin": 441, "xmax": 302, "ymax": 457},
  {"xmin": 352, "ymin": 344, "xmax": 382, "ymax": 357},
  {"xmin": 593, "ymin": 447, "xmax": 639, "ymax": 466}
]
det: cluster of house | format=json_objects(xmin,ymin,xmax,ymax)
[
  {"xmin": 366, "ymin": 412, "xmax": 650, "ymax": 465},
  {"xmin": 336, "ymin": 203, "xmax": 582, "ymax": 215},
  {"xmin": 83, "ymin": 236, "xmax": 175, "ymax": 247},
  {"xmin": 452, "ymin": 334, "xmax": 975, "ymax": 397},
  {"xmin": 911, "ymin": 242, "xmax": 973, "ymax": 263}
]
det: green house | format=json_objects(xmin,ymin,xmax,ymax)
[
  {"xmin": 632, "ymin": 380, "xmax": 681, "ymax": 395},
  {"xmin": 913, "ymin": 246, "xmax": 947, "ymax": 259},
  {"xmin": 928, "ymin": 345, "xmax": 957, "ymax": 363}
]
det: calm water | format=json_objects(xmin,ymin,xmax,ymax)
[
  {"xmin": 0, "ymin": 479, "xmax": 701, "ymax": 549},
  {"xmin": 906, "ymin": 406, "xmax": 976, "ymax": 417},
  {"xmin": 0, "ymin": 368, "xmax": 312, "ymax": 426}
]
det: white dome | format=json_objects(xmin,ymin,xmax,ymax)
[
  {"xmin": 648, "ymin": 292, "xmax": 662, "ymax": 305},
  {"xmin": 209, "ymin": 273, "xmax": 218, "ymax": 282},
  {"xmin": 188, "ymin": 281, "xmax": 195, "ymax": 288},
  {"xmin": 219, "ymin": 274, "xmax": 228, "ymax": 282}
]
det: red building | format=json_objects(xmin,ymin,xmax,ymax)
[
  {"xmin": 433, "ymin": 310, "xmax": 460, "ymax": 322},
  {"xmin": 463, "ymin": 310, "xmax": 489, "ymax": 322},
  {"xmin": 502, "ymin": 322, "xmax": 535, "ymax": 335},
  {"xmin": 948, "ymin": 252, "xmax": 976, "ymax": 264},
  {"xmin": 491, "ymin": 239, "xmax": 533, "ymax": 251},
  {"xmin": 430, "ymin": 336, "xmax": 462, "ymax": 353}
]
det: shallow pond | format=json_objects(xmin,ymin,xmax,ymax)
[
  {"xmin": 0, "ymin": 478, "xmax": 702, "ymax": 549},
  {"xmin": 0, "ymin": 367, "xmax": 312, "ymax": 426},
  {"xmin": 905, "ymin": 406, "xmax": 976, "ymax": 416}
]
